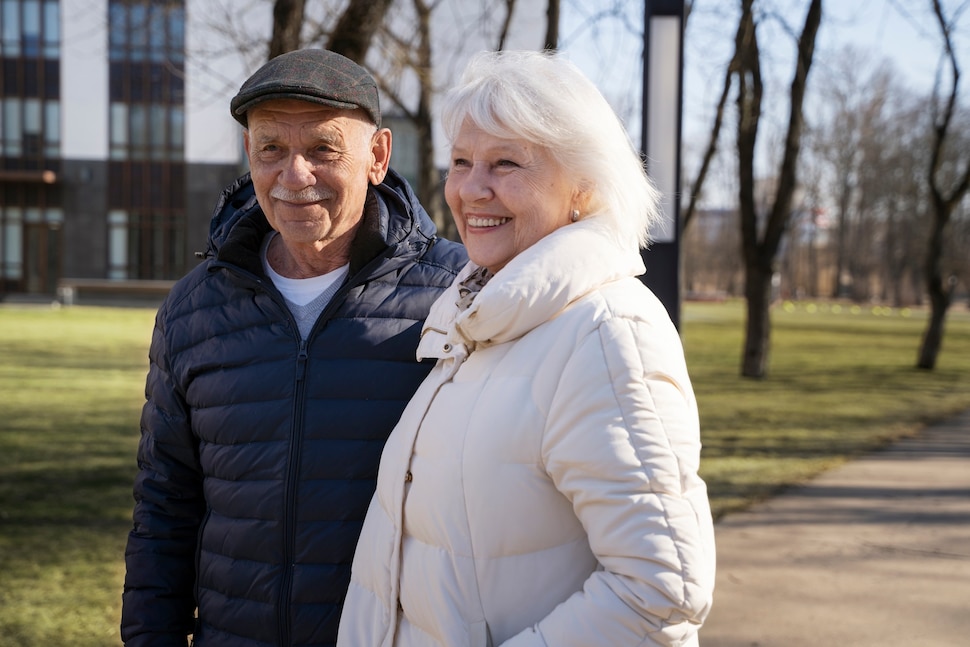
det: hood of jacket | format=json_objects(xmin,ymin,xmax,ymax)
[
  {"xmin": 418, "ymin": 220, "xmax": 646, "ymax": 360},
  {"xmin": 202, "ymin": 167, "xmax": 440, "ymax": 277}
]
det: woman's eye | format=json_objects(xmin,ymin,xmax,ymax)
[
  {"xmin": 451, "ymin": 158, "xmax": 470, "ymax": 169},
  {"xmin": 496, "ymin": 159, "xmax": 519, "ymax": 168}
]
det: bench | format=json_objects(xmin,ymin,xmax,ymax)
[{"xmin": 57, "ymin": 278, "xmax": 174, "ymax": 306}]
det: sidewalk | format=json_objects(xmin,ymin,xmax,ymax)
[{"xmin": 700, "ymin": 409, "xmax": 970, "ymax": 647}]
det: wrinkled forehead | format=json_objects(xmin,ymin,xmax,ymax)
[
  {"xmin": 247, "ymin": 99, "xmax": 372, "ymax": 131},
  {"xmin": 246, "ymin": 100, "xmax": 376, "ymax": 144}
]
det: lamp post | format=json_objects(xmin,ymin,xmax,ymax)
[{"xmin": 640, "ymin": 0, "xmax": 685, "ymax": 329}]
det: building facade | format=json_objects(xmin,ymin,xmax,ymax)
[
  {"xmin": 0, "ymin": 0, "xmax": 550, "ymax": 300},
  {"xmin": 1, "ymin": 0, "xmax": 242, "ymax": 299}
]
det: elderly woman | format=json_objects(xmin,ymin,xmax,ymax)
[{"xmin": 337, "ymin": 50, "xmax": 715, "ymax": 647}]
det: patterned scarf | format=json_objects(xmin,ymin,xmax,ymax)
[{"xmin": 455, "ymin": 266, "xmax": 493, "ymax": 311}]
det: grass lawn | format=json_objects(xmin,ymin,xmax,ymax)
[
  {"xmin": 0, "ymin": 305, "xmax": 154, "ymax": 647},
  {"xmin": 1, "ymin": 298, "xmax": 969, "ymax": 646},
  {"xmin": 685, "ymin": 300, "xmax": 970, "ymax": 516}
]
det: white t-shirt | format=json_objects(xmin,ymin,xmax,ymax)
[{"xmin": 261, "ymin": 232, "xmax": 350, "ymax": 338}]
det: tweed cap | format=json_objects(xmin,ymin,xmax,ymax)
[{"xmin": 230, "ymin": 49, "xmax": 381, "ymax": 127}]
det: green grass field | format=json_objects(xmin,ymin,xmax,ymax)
[{"xmin": 1, "ymin": 299, "xmax": 969, "ymax": 646}]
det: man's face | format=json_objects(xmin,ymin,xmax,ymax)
[{"xmin": 244, "ymin": 99, "xmax": 389, "ymax": 251}]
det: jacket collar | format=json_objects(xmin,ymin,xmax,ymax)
[
  {"xmin": 418, "ymin": 220, "xmax": 644, "ymax": 359},
  {"xmin": 205, "ymin": 168, "xmax": 439, "ymax": 277}
]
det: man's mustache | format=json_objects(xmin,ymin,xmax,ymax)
[{"xmin": 270, "ymin": 186, "xmax": 333, "ymax": 202}]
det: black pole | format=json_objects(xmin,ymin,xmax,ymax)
[{"xmin": 640, "ymin": 0, "xmax": 685, "ymax": 330}]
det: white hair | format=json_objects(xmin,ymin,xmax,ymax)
[{"xmin": 440, "ymin": 50, "xmax": 662, "ymax": 249}]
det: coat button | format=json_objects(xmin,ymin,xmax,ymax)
[
  {"xmin": 443, "ymin": 343, "xmax": 452, "ymax": 352},
  {"xmin": 405, "ymin": 470, "xmax": 413, "ymax": 482}
]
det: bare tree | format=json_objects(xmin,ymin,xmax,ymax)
[
  {"xmin": 267, "ymin": 0, "xmax": 395, "ymax": 62},
  {"xmin": 735, "ymin": 0, "xmax": 822, "ymax": 378},
  {"xmin": 327, "ymin": 0, "xmax": 396, "ymax": 62},
  {"xmin": 496, "ymin": 0, "xmax": 518, "ymax": 51},
  {"xmin": 269, "ymin": 0, "xmax": 305, "ymax": 57},
  {"xmin": 682, "ymin": 49, "xmax": 738, "ymax": 232},
  {"xmin": 545, "ymin": 0, "xmax": 560, "ymax": 50},
  {"xmin": 917, "ymin": 0, "xmax": 970, "ymax": 369},
  {"xmin": 405, "ymin": 0, "xmax": 443, "ymax": 237}
]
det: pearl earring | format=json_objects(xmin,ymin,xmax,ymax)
[{"xmin": 570, "ymin": 209, "xmax": 580, "ymax": 223}]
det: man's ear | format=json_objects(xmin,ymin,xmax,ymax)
[{"xmin": 368, "ymin": 128, "xmax": 393, "ymax": 185}]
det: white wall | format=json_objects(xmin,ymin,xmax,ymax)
[
  {"xmin": 60, "ymin": 0, "xmax": 245, "ymax": 164},
  {"xmin": 60, "ymin": 0, "xmax": 108, "ymax": 159},
  {"xmin": 183, "ymin": 0, "xmax": 257, "ymax": 164}
]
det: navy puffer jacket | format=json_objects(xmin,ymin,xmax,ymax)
[{"xmin": 122, "ymin": 170, "xmax": 466, "ymax": 647}]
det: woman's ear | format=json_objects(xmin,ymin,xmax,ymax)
[{"xmin": 573, "ymin": 185, "xmax": 594, "ymax": 215}]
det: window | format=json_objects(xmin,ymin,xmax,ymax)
[
  {"xmin": 108, "ymin": 0, "xmax": 184, "ymax": 63},
  {"xmin": 108, "ymin": 209, "xmax": 128, "ymax": 279},
  {"xmin": 107, "ymin": 0, "xmax": 187, "ymax": 281},
  {"xmin": 0, "ymin": 1, "xmax": 61, "ymax": 159},
  {"xmin": 1, "ymin": 206, "xmax": 23, "ymax": 280},
  {"xmin": 1, "ymin": 0, "xmax": 19, "ymax": 57},
  {"xmin": 109, "ymin": 102, "xmax": 127, "ymax": 160},
  {"xmin": 21, "ymin": 0, "xmax": 39, "ymax": 56},
  {"xmin": 43, "ymin": 99, "xmax": 57, "ymax": 155},
  {"xmin": 42, "ymin": 0, "xmax": 56, "ymax": 58},
  {"xmin": 2, "ymin": 96, "xmax": 60, "ymax": 158},
  {"xmin": 108, "ymin": 0, "xmax": 185, "ymax": 161},
  {"xmin": 2, "ymin": 98, "xmax": 21, "ymax": 155},
  {"xmin": 1, "ymin": 0, "xmax": 60, "ymax": 293}
]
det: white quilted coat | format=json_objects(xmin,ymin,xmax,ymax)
[{"xmin": 338, "ymin": 221, "xmax": 716, "ymax": 647}]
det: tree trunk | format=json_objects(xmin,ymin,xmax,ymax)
[
  {"xmin": 916, "ymin": 0, "xmax": 970, "ymax": 370},
  {"xmin": 545, "ymin": 0, "xmax": 560, "ymax": 50},
  {"xmin": 831, "ymin": 175, "xmax": 850, "ymax": 298},
  {"xmin": 742, "ymin": 257, "xmax": 773, "ymax": 378},
  {"xmin": 735, "ymin": 0, "xmax": 764, "ymax": 377},
  {"xmin": 917, "ymin": 193, "xmax": 952, "ymax": 369},
  {"xmin": 496, "ymin": 0, "xmax": 518, "ymax": 51},
  {"xmin": 410, "ymin": 0, "xmax": 454, "ymax": 237},
  {"xmin": 327, "ymin": 0, "xmax": 395, "ymax": 63},
  {"xmin": 269, "ymin": 0, "xmax": 305, "ymax": 58},
  {"xmin": 734, "ymin": 0, "xmax": 821, "ymax": 378},
  {"xmin": 683, "ymin": 50, "xmax": 737, "ymax": 233},
  {"xmin": 916, "ymin": 236, "xmax": 951, "ymax": 367}
]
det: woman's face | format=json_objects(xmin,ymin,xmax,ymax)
[{"xmin": 444, "ymin": 120, "xmax": 578, "ymax": 274}]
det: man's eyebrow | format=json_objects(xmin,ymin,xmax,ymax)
[{"xmin": 305, "ymin": 128, "xmax": 342, "ymax": 146}]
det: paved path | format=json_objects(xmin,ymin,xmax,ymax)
[{"xmin": 700, "ymin": 409, "xmax": 970, "ymax": 647}]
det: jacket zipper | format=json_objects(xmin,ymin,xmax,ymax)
[
  {"xmin": 271, "ymin": 258, "xmax": 389, "ymax": 645},
  {"xmin": 278, "ymin": 338, "xmax": 309, "ymax": 647},
  {"xmin": 214, "ymin": 248, "xmax": 404, "ymax": 646},
  {"xmin": 272, "ymin": 268, "xmax": 365, "ymax": 646}
]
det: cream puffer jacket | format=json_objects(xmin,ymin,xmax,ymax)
[{"xmin": 338, "ymin": 221, "xmax": 716, "ymax": 647}]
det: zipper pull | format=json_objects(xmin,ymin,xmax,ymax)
[{"xmin": 296, "ymin": 340, "xmax": 308, "ymax": 381}]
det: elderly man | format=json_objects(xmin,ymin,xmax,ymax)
[{"xmin": 121, "ymin": 49, "xmax": 466, "ymax": 647}]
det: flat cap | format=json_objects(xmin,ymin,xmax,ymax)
[{"xmin": 230, "ymin": 49, "xmax": 381, "ymax": 127}]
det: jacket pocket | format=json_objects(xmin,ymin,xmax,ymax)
[{"xmin": 193, "ymin": 507, "xmax": 212, "ymax": 605}]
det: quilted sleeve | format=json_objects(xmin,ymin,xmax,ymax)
[{"xmin": 121, "ymin": 311, "xmax": 205, "ymax": 647}]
